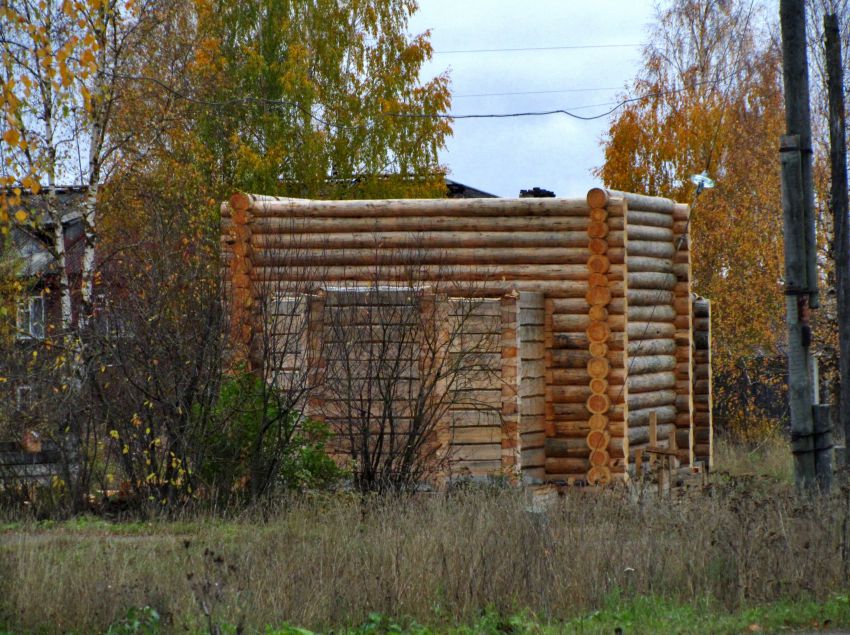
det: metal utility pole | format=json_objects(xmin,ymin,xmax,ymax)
[
  {"xmin": 780, "ymin": 0, "xmax": 830, "ymax": 491},
  {"xmin": 824, "ymin": 12, "xmax": 850, "ymax": 468}
]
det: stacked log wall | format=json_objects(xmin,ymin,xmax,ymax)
[
  {"xmin": 672, "ymin": 203, "xmax": 694, "ymax": 465},
  {"xmin": 610, "ymin": 190, "xmax": 683, "ymax": 463},
  {"xmin": 223, "ymin": 195, "xmax": 627, "ymax": 298},
  {"xmin": 544, "ymin": 190, "xmax": 628, "ymax": 485},
  {"xmin": 220, "ymin": 191, "xmax": 709, "ymax": 485},
  {"xmin": 223, "ymin": 195, "xmax": 596, "ymax": 481},
  {"xmin": 692, "ymin": 296, "xmax": 713, "ymax": 467}
]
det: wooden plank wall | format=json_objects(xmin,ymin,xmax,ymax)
[
  {"xmin": 518, "ymin": 292, "xmax": 546, "ymax": 482},
  {"xmin": 264, "ymin": 294, "xmax": 309, "ymax": 388},
  {"xmin": 318, "ymin": 288, "xmax": 421, "ymax": 455},
  {"xmin": 447, "ymin": 298, "xmax": 504, "ymax": 479},
  {"xmin": 0, "ymin": 440, "xmax": 71, "ymax": 485}
]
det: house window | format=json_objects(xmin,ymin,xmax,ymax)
[
  {"xmin": 16, "ymin": 295, "xmax": 45, "ymax": 340},
  {"xmin": 94, "ymin": 293, "xmax": 130, "ymax": 339},
  {"xmin": 16, "ymin": 385, "xmax": 32, "ymax": 411}
]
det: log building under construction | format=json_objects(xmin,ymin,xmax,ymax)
[{"xmin": 222, "ymin": 188, "xmax": 713, "ymax": 486}]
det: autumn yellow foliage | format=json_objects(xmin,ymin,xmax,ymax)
[{"xmin": 597, "ymin": 0, "xmax": 786, "ymax": 438}]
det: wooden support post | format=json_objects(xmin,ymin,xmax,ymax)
[
  {"xmin": 781, "ymin": 0, "xmax": 824, "ymax": 491},
  {"xmin": 825, "ymin": 12, "xmax": 850, "ymax": 471},
  {"xmin": 649, "ymin": 410, "xmax": 657, "ymax": 466},
  {"xmin": 668, "ymin": 425, "xmax": 679, "ymax": 470},
  {"xmin": 780, "ymin": 135, "xmax": 817, "ymax": 490},
  {"xmin": 658, "ymin": 456, "xmax": 669, "ymax": 496}
]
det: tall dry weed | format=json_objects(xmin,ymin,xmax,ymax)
[{"xmin": 2, "ymin": 480, "xmax": 850, "ymax": 633}]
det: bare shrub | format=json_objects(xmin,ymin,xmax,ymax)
[{"xmin": 319, "ymin": 262, "xmax": 499, "ymax": 492}]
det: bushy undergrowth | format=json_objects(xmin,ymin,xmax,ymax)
[
  {"xmin": 2, "ymin": 466, "xmax": 850, "ymax": 634},
  {"xmin": 713, "ymin": 434, "xmax": 794, "ymax": 482}
]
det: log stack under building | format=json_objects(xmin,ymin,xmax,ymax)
[{"xmin": 221, "ymin": 188, "xmax": 713, "ymax": 485}]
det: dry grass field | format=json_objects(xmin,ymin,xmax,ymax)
[{"xmin": 1, "ymin": 438, "xmax": 849, "ymax": 634}]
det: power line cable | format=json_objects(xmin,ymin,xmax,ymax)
[
  {"xmin": 454, "ymin": 86, "xmax": 623, "ymax": 98},
  {"xmin": 610, "ymin": 0, "xmax": 758, "ymax": 425},
  {"xmin": 389, "ymin": 75, "xmax": 735, "ymax": 121},
  {"xmin": 434, "ymin": 44, "xmax": 640, "ymax": 54},
  {"xmin": 116, "ymin": 71, "xmax": 734, "ymax": 126}
]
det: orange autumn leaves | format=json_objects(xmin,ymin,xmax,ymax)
[
  {"xmin": 597, "ymin": 0, "xmax": 787, "ymax": 437},
  {"xmin": 0, "ymin": 0, "xmax": 113, "ymax": 227}
]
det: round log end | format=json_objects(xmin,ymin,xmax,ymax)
[
  {"xmin": 587, "ymin": 254, "xmax": 610, "ymax": 274},
  {"xmin": 589, "ymin": 341, "xmax": 609, "ymax": 358},
  {"xmin": 589, "ymin": 413, "xmax": 608, "ymax": 431},
  {"xmin": 587, "ymin": 465, "xmax": 612, "ymax": 485},
  {"xmin": 587, "ymin": 356, "xmax": 610, "ymax": 379},
  {"xmin": 589, "ymin": 449, "xmax": 610, "ymax": 467},
  {"xmin": 586, "ymin": 286, "xmax": 612, "ymax": 307},
  {"xmin": 588, "ymin": 221, "xmax": 609, "ymax": 239},
  {"xmin": 230, "ymin": 192, "xmax": 252, "ymax": 213},
  {"xmin": 588, "ymin": 272, "xmax": 609, "ymax": 288},
  {"xmin": 588, "ymin": 305, "xmax": 608, "ymax": 321},
  {"xmin": 589, "ymin": 378, "xmax": 608, "ymax": 394},
  {"xmin": 588, "ymin": 238, "xmax": 608, "ymax": 255},
  {"xmin": 589, "ymin": 207, "xmax": 608, "ymax": 223},
  {"xmin": 586, "ymin": 188, "xmax": 609, "ymax": 209},
  {"xmin": 587, "ymin": 393, "xmax": 610, "ymax": 414},
  {"xmin": 586, "ymin": 321, "xmax": 611, "ymax": 344},
  {"xmin": 587, "ymin": 429, "xmax": 610, "ymax": 451}
]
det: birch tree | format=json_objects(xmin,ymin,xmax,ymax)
[
  {"xmin": 1, "ymin": 0, "xmax": 175, "ymax": 332},
  {"xmin": 189, "ymin": 0, "xmax": 452, "ymax": 199}
]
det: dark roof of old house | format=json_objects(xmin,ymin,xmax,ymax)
[
  {"xmin": 4, "ymin": 186, "xmax": 87, "ymax": 278},
  {"xmin": 444, "ymin": 179, "xmax": 498, "ymax": 199},
  {"xmin": 6, "ymin": 185, "xmax": 88, "ymax": 226}
]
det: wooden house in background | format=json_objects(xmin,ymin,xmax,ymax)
[
  {"xmin": 1, "ymin": 187, "xmax": 88, "ymax": 484},
  {"xmin": 221, "ymin": 188, "xmax": 713, "ymax": 486},
  {"xmin": 5, "ymin": 186, "xmax": 88, "ymax": 339}
]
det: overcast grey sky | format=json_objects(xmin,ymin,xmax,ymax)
[{"xmin": 408, "ymin": 1, "xmax": 658, "ymax": 197}]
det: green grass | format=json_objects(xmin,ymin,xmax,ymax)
[
  {"xmin": 310, "ymin": 593, "xmax": 850, "ymax": 634},
  {"xmin": 96, "ymin": 593, "xmax": 850, "ymax": 634},
  {"xmin": 555, "ymin": 593, "xmax": 850, "ymax": 634},
  {"xmin": 713, "ymin": 435, "xmax": 794, "ymax": 483}
]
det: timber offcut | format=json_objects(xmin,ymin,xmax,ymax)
[{"xmin": 221, "ymin": 188, "xmax": 713, "ymax": 486}]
